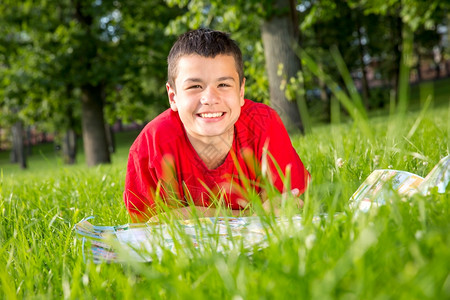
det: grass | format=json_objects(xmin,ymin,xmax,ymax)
[{"xmin": 0, "ymin": 98, "xmax": 449, "ymax": 299}]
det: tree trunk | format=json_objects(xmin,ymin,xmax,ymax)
[
  {"xmin": 115, "ymin": 119, "xmax": 123, "ymax": 132},
  {"xmin": 62, "ymin": 85, "xmax": 79, "ymax": 164},
  {"xmin": 10, "ymin": 121, "xmax": 27, "ymax": 169},
  {"xmin": 42, "ymin": 132, "xmax": 48, "ymax": 143},
  {"xmin": 434, "ymin": 62, "xmax": 441, "ymax": 79},
  {"xmin": 62, "ymin": 129, "xmax": 77, "ymax": 164},
  {"xmin": 434, "ymin": 46, "xmax": 442, "ymax": 79},
  {"xmin": 415, "ymin": 46, "xmax": 422, "ymax": 82},
  {"xmin": 446, "ymin": 60, "xmax": 450, "ymax": 77},
  {"xmin": 26, "ymin": 126, "xmax": 32, "ymax": 156},
  {"xmin": 80, "ymin": 84, "xmax": 111, "ymax": 166},
  {"xmin": 105, "ymin": 123, "xmax": 115, "ymax": 154},
  {"xmin": 261, "ymin": 0, "xmax": 304, "ymax": 134}
]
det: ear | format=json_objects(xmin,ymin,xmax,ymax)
[
  {"xmin": 239, "ymin": 77, "xmax": 246, "ymax": 106},
  {"xmin": 166, "ymin": 82, "xmax": 178, "ymax": 111}
]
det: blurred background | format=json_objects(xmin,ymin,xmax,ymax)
[{"xmin": 0, "ymin": 0, "xmax": 449, "ymax": 169}]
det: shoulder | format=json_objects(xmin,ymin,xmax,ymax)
[
  {"xmin": 237, "ymin": 99, "xmax": 281, "ymax": 131},
  {"xmin": 130, "ymin": 108, "xmax": 184, "ymax": 152},
  {"xmin": 144, "ymin": 108, "xmax": 181, "ymax": 134},
  {"xmin": 241, "ymin": 99, "xmax": 276, "ymax": 116}
]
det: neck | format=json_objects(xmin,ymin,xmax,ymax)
[{"xmin": 187, "ymin": 128, "xmax": 234, "ymax": 170}]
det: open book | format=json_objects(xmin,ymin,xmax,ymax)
[
  {"xmin": 74, "ymin": 155, "xmax": 449, "ymax": 263},
  {"xmin": 349, "ymin": 154, "xmax": 449, "ymax": 211},
  {"xmin": 75, "ymin": 214, "xmax": 324, "ymax": 263}
]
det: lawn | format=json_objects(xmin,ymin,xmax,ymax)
[{"xmin": 0, "ymin": 100, "xmax": 449, "ymax": 299}]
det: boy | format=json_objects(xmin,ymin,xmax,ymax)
[{"xmin": 124, "ymin": 28, "xmax": 309, "ymax": 222}]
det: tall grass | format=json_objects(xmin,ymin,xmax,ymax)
[{"xmin": 1, "ymin": 95, "xmax": 448, "ymax": 298}]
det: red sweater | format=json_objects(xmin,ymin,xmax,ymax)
[{"xmin": 124, "ymin": 99, "xmax": 309, "ymax": 221}]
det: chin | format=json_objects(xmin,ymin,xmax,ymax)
[
  {"xmin": 196, "ymin": 125, "xmax": 233, "ymax": 138},
  {"xmin": 201, "ymin": 131, "xmax": 225, "ymax": 137}
]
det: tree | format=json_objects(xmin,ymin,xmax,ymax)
[{"xmin": 260, "ymin": 0, "xmax": 305, "ymax": 133}]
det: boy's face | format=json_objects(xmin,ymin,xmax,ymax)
[{"xmin": 167, "ymin": 54, "xmax": 245, "ymax": 142}]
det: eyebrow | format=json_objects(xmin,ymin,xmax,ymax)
[
  {"xmin": 184, "ymin": 78, "xmax": 202, "ymax": 82},
  {"xmin": 217, "ymin": 76, "xmax": 235, "ymax": 82},
  {"xmin": 183, "ymin": 76, "xmax": 235, "ymax": 84}
]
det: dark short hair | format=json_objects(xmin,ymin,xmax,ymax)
[{"xmin": 167, "ymin": 28, "xmax": 244, "ymax": 89}]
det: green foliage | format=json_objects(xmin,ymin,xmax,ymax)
[
  {"xmin": 353, "ymin": 0, "xmax": 448, "ymax": 31},
  {"xmin": 1, "ymin": 0, "xmax": 447, "ymax": 136},
  {"xmin": 299, "ymin": 0, "xmax": 448, "ymax": 111},
  {"xmin": 0, "ymin": 0, "xmax": 183, "ymax": 133}
]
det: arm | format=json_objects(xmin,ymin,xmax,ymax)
[
  {"xmin": 124, "ymin": 142, "xmax": 160, "ymax": 222},
  {"xmin": 264, "ymin": 110, "xmax": 310, "ymax": 195}
]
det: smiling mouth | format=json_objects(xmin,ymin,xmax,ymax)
[{"xmin": 198, "ymin": 112, "xmax": 225, "ymax": 118}]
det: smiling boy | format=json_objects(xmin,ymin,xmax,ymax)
[{"xmin": 124, "ymin": 28, "xmax": 309, "ymax": 222}]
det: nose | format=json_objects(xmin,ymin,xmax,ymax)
[{"xmin": 200, "ymin": 87, "xmax": 219, "ymax": 105}]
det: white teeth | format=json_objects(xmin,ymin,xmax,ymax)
[{"xmin": 199, "ymin": 112, "xmax": 223, "ymax": 118}]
